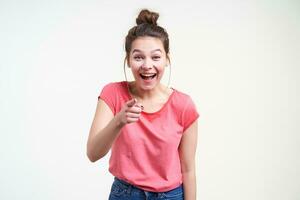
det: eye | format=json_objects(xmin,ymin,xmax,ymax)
[
  {"xmin": 152, "ymin": 56, "xmax": 161, "ymax": 60},
  {"xmin": 133, "ymin": 55, "xmax": 143, "ymax": 60}
]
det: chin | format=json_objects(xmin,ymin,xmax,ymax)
[
  {"xmin": 133, "ymin": 75, "xmax": 163, "ymax": 91},
  {"xmin": 139, "ymin": 83, "xmax": 156, "ymax": 90}
]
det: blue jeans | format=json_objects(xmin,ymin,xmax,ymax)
[{"xmin": 108, "ymin": 177, "xmax": 184, "ymax": 200}]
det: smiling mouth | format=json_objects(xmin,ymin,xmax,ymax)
[{"xmin": 140, "ymin": 73, "xmax": 157, "ymax": 80}]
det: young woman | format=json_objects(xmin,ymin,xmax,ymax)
[{"xmin": 87, "ymin": 9, "xmax": 199, "ymax": 200}]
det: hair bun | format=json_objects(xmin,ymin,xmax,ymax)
[{"xmin": 136, "ymin": 9, "xmax": 159, "ymax": 26}]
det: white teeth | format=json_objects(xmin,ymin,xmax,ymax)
[
  {"xmin": 140, "ymin": 73, "xmax": 157, "ymax": 80},
  {"xmin": 140, "ymin": 73, "xmax": 156, "ymax": 77}
]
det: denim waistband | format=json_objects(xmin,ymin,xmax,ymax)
[
  {"xmin": 113, "ymin": 176, "xmax": 183, "ymax": 193},
  {"xmin": 114, "ymin": 177, "xmax": 132, "ymax": 187}
]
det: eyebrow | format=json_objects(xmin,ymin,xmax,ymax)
[{"xmin": 132, "ymin": 49, "xmax": 162, "ymax": 54}]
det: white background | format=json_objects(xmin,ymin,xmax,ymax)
[{"xmin": 0, "ymin": 0, "xmax": 299, "ymax": 199}]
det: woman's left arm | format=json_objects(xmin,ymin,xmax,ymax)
[{"xmin": 178, "ymin": 120, "xmax": 198, "ymax": 200}]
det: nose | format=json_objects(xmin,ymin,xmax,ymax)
[{"xmin": 141, "ymin": 58, "xmax": 153, "ymax": 70}]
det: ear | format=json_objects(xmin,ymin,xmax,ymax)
[
  {"xmin": 166, "ymin": 53, "xmax": 171, "ymax": 66},
  {"xmin": 127, "ymin": 57, "xmax": 131, "ymax": 68},
  {"xmin": 124, "ymin": 56, "xmax": 131, "ymax": 68}
]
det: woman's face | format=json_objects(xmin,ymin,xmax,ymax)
[{"xmin": 128, "ymin": 36, "xmax": 169, "ymax": 91}]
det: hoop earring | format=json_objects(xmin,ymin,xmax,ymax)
[
  {"xmin": 123, "ymin": 57, "xmax": 129, "ymax": 83},
  {"xmin": 167, "ymin": 63, "xmax": 172, "ymax": 88},
  {"xmin": 123, "ymin": 57, "xmax": 132, "ymax": 95}
]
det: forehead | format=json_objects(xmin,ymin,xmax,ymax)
[{"xmin": 131, "ymin": 37, "xmax": 165, "ymax": 54}]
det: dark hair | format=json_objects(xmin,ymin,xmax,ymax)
[{"xmin": 124, "ymin": 9, "xmax": 170, "ymax": 64}]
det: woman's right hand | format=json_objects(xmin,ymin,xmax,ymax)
[{"xmin": 117, "ymin": 98, "xmax": 143, "ymax": 126}]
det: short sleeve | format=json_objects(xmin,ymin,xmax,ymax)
[
  {"xmin": 97, "ymin": 83, "xmax": 116, "ymax": 115},
  {"xmin": 181, "ymin": 96, "xmax": 199, "ymax": 132}
]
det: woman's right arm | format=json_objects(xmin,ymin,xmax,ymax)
[{"xmin": 86, "ymin": 98, "xmax": 141, "ymax": 162}]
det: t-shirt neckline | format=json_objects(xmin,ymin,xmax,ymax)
[{"xmin": 122, "ymin": 81, "xmax": 176, "ymax": 115}]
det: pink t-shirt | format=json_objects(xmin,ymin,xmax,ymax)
[{"xmin": 98, "ymin": 81, "xmax": 199, "ymax": 192}]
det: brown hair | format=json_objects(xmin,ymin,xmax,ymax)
[
  {"xmin": 123, "ymin": 9, "xmax": 172, "ymax": 87},
  {"xmin": 124, "ymin": 9, "xmax": 170, "ymax": 65}
]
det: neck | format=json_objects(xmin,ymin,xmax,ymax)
[{"xmin": 129, "ymin": 81, "xmax": 168, "ymax": 101}]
